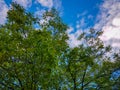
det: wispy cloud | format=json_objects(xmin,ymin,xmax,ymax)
[
  {"xmin": 67, "ymin": 11, "xmax": 90, "ymax": 48},
  {"xmin": 36, "ymin": 0, "xmax": 53, "ymax": 8},
  {"xmin": 76, "ymin": 18, "xmax": 86, "ymax": 29},
  {"xmin": 36, "ymin": 0, "xmax": 63, "ymax": 11},
  {"xmin": 66, "ymin": 26, "xmax": 81, "ymax": 48},
  {"xmin": 66, "ymin": 24, "xmax": 90, "ymax": 48},
  {"xmin": 53, "ymin": 0, "xmax": 62, "ymax": 10},
  {"xmin": 77, "ymin": 11, "xmax": 88, "ymax": 18},
  {"xmin": 94, "ymin": 0, "xmax": 120, "ymax": 48},
  {"xmin": 35, "ymin": 9, "xmax": 46, "ymax": 18},
  {"xmin": 35, "ymin": 0, "xmax": 63, "ymax": 16},
  {"xmin": 0, "ymin": 0, "xmax": 8, "ymax": 25},
  {"xmin": 12, "ymin": 0, "xmax": 32, "ymax": 8},
  {"xmin": 35, "ymin": 0, "xmax": 63, "ymax": 29},
  {"xmin": 0, "ymin": 0, "xmax": 32, "ymax": 25},
  {"xmin": 67, "ymin": 10, "xmax": 92, "ymax": 48}
]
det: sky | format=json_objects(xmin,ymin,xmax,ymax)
[{"xmin": 0, "ymin": 0, "xmax": 120, "ymax": 49}]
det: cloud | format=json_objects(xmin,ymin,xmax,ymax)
[
  {"xmin": 36, "ymin": 0, "xmax": 53, "ymax": 8},
  {"xmin": 76, "ymin": 18, "xmax": 86, "ymax": 29},
  {"xmin": 67, "ymin": 12, "xmax": 90, "ymax": 48},
  {"xmin": 0, "ymin": 0, "xmax": 32, "ymax": 25},
  {"xmin": 35, "ymin": 9, "xmax": 46, "ymax": 18},
  {"xmin": 53, "ymin": 0, "xmax": 63, "ymax": 15},
  {"xmin": 66, "ymin": 26, "xmax": 81, "ymax": 48},
  {"xmin": 68, "ymin": 9, "xmax": 95, "ymax": 48},
  {"xmin": 94, "ymin": 0, "xmax": 120, "ymax": 48},
  {"xmin": 0, "ymin": 0, "xmax": 8, "ymax": 25},
  {"xmin": 12, "ymin": 0, "xmax": 32, "ymax": 8},
  {"xmin": 66, "ymin": 26, "xmax": 87, "ymax": 48},
  {"xmin": 53, "ymin": 0, "xmax": 62, "ymax": 10},
  {"xmin": 36, "ymin": 0, "xmax": 63, "ymax": 12},
  {"xmin": 34, "ymin": 0, "xmax": 63, "ymax": 28},
  {"xmin": 77, "ymin": 11, "xmax": 88, "ymax": 18},
  {"xmin": 112, "ymin": 17, "xmax": 120, "ymax": 27}
]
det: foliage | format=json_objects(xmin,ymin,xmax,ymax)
[{"xmin": 0, "ymin": 2, "xmax": 120, "ymax": 90}]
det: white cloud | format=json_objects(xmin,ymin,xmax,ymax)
[
  {"xmin": 0, "ymin": 0, "xmax": 32, "ymax": 25},
  {"xmin": 34, "ymin": 0, "xmax": 63, "ymax": 28},
  {"xmin": 53, "ymin": 0, "xmax": 62, "ymax": 10},
  {"xmin": 88, "ymin": 15, "xmax": 93, "ymax": 20},
  {"xmin": 35, "ymin": 9, "xmax": 46, "ymax": 18},
  {"xmin": 66, "ymin": 26, "xmax": 84, "ymax": 48},
  {"xmin": 67, "ymin": 13, "xmax": 89, "ymax": 48},
  {"xmin": 37, "ymin": 0, "xmax": 53, "ymax": 8},
  {"xmin": 12, "ymin": 0, "xmax": 32, "ymax": 8},
  {"xmin": 76, "ymin": 18, "xmax": 86, "ymax": 29},
  {"xmin": 36, "ymin": 0, "xmax": 62, "ymax": 13},
  {"xmin": 66, "ymin": 27, "xmax": 80, "ymax": 48},
  {"xmin": 53, "ymin": 0, "xmax": 63, "ymax": 16},
  {"xmin": 77, "ymin": 11, "xmax": 87, "ymax": 18},
  {"xmin": 112, "ymin": 17, "xmax": 120, "ymax": 27},
  {"xmin": 0, "ymin": 0, "xmax": 8, "ymax": 25},
  {"xmin": 68, "ymin": 10, "xmax": 94, "ymax": 48},
  {"xmin": 94, "ymin": 0, "xmax": 120, "ymax": 48}
]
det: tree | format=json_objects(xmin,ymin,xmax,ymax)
[
  {"xmin": 60, "ymin": 29, "xmax": 120, "ymax": 90},
  {"xmin": 0, "ymin": 2, "xmax": 68, "ymax": 89},
  {"xmin": 0, "ymin": 2, "xmax": 120, "ymax": 90}
]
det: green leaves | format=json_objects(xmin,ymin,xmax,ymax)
[
  {"xmin": 0, "ymin": 2, "xmax": 120, "ymax": 90},
  {"xmin": 0, "ymin": 2, "xmax": 69, "ymax": 89}
]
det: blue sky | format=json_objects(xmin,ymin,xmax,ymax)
[
  {"xmin": 62, "ymin": 0, "xmax": 101, "ymax": 24},
  {"xmin": 0, "ymin": 0, "xmax": 120, "ymax": 48}
]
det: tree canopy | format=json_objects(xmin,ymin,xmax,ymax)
[{"xmin": 0, "ymin": 2, "xmax": 120, "ymax": 90}]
